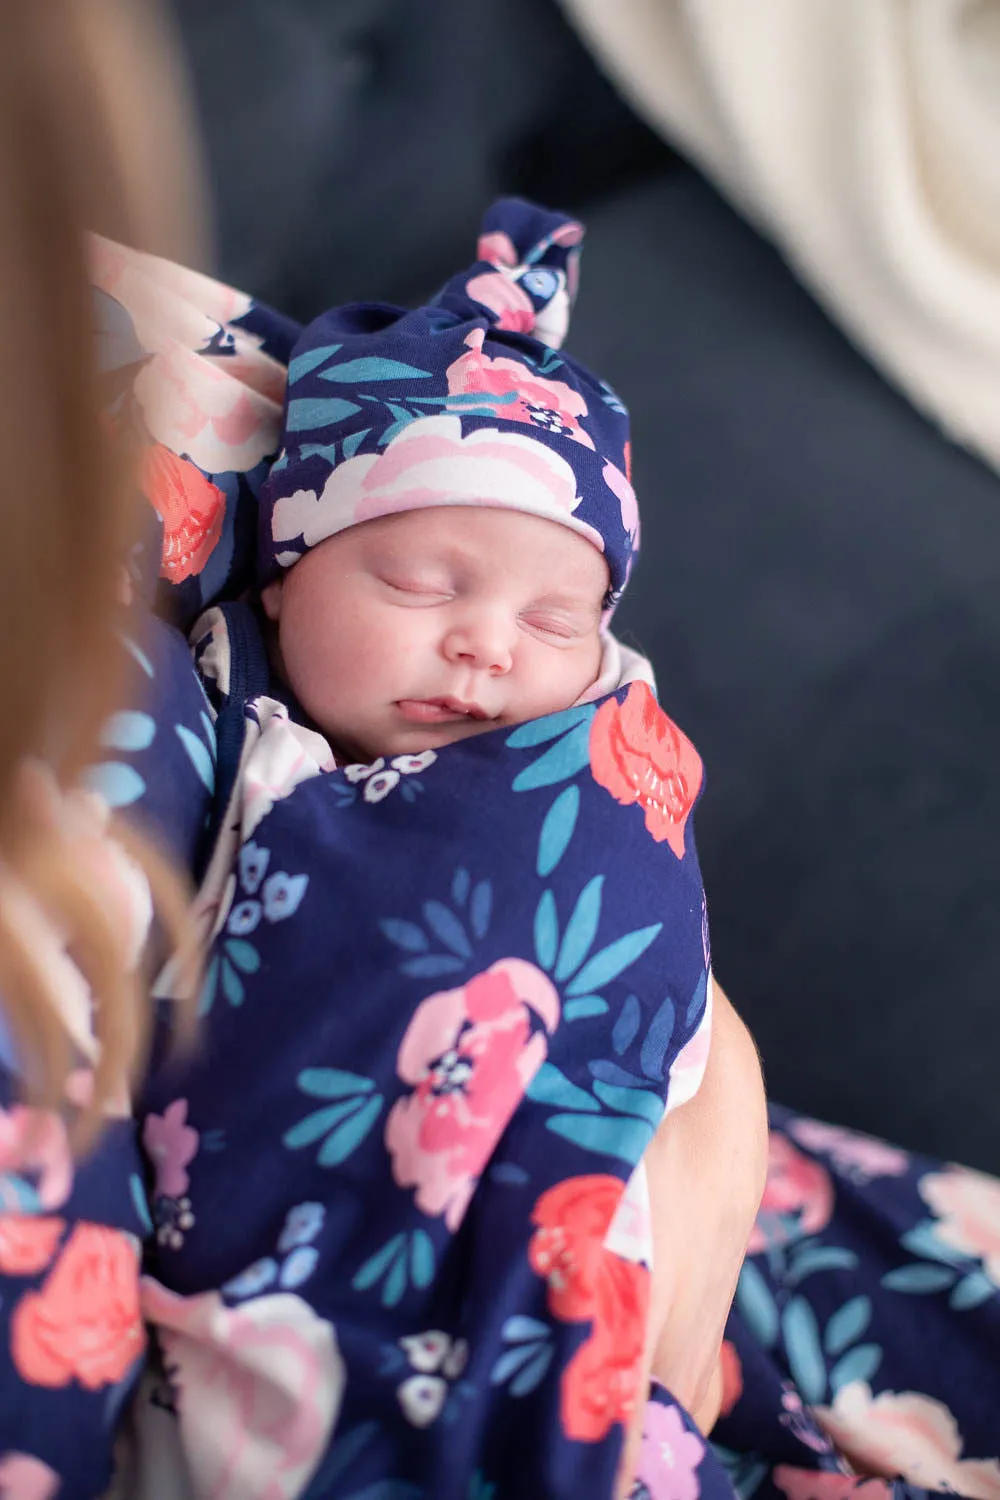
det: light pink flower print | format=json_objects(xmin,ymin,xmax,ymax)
[
  {"xmin": 385, "ymin": 959, "xmax": 560, "ymax": 1231},
  {"xmin": 635, "ymin": 1402, "xmax": 704, "ymax": 1500},
  {"xmin": 465, "ymin": 271, "xmax": 536, "ymax": 334},
  {"xmin": 773, "ymin": 1468, "xmax": 894, "ymax": 1500},
  {"xmin": 141, "ymin": 1280, "xmax": 344, "ymax": 1500},
  {"xmin": 477, "ymin": 230, "xmax": 518, "ymax": 267},
  {"xmin": 814, "ymin": 1382, "xmax": 1000, "ymax": 1497},
  {"xmin": 0, "ymin": 1108, "xmax": 72, "ymax": 1213},
  {"xmin": 271, "ymin": 415, "xmax": 605, "ymax": 556},
  {"xmin": 602, "ymin": 459, "xmax": 639, "ymax": 552},
  {"xmin": 919, "ymin": 1165, "xmax": 1000, "ymax": 1286},
  {"xmin": 0, "ymin": 1452, "xmax": 60, "ymax": 1499},
  {"xmin": 788, "ymin": 1118, "xmax": 909, "ymax": 1183},
  {"xmin": 445, "ymin": 328, "xmax": 595, "ymax": 448},
  {"xmin": 143, "ymin": 1100, "xmax": 199, "ymax": 1200},
  {"xmin": 748, "ymin": 1133, "xmax": 834, "ymax": 1253}
]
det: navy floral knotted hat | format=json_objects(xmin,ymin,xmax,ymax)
[{"xmin": 259, "ymin": 198, "xmax": 638, "ymax": 603}]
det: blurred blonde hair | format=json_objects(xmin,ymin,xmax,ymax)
[{"xmin": 0, "ymin": 0, "xmax": 208, "ymax": 1139}]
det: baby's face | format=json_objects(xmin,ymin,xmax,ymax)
[{"xmin": 260, "ymin": 506, "xmax": 608, "ymax": 762}]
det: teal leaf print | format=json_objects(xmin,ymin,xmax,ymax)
[
  {"xmin": 829, "ymin": 1343, "xmax": 882, "ymax": 1395},
  {"xmin": 286, "ymin": 397, "xmax": 361, "ymax": 431},
  {"xmin": 409, "ymin": 1229, "xmax": 435, "ymax": 1290},
  {"xmin": 590, "ymin": 1060, "xmax": 643, "ymax": 1088},
  {"xmin": 342, "ymin": 427, "xmax": 371, "ymax": 459},
  {"xmin": 563, "ymin": 996, "xmax": 609, "ymax": 1021},
  {"xmin": 318, "ymin": 1095, "xmax": 383, "ymax": 1165},
  {"xmin": 534, "ymin": 890, "xmax": 559, "ymax": 971},
  {"xmin": 101, "ymin": 710, "xmax": 155, "ymax": 751},
  {"xmin": 224, "ymin": 939, "xmax": 261, "ymax": 975},
  {"xmin": 527, "ymin": 1062, "xmax": 600, "ymax": 1113},
  {"xmin": 197, "ymin": 954, "xmax": 220, "ymax": 1018},
  {"xmin": 400, "ymin": 954, "xmax": 464, "ymax": 979},
  {"xmin": 900, "ymin": 1220, "xmax": 969, "ymax": 1266},
  {"xmin": 175, "ymin": 724, "xmax": 215, "ymax": 793},
  {"xmin": 379, "ymin": 920, "xmax": 429, "ymax": 953},
  {"xmin": 505, "ymin": 704, "xmax": 593, "ymax": 749},
  {"xmin": 565, "ymin": 923, "xmax": 662, "ymax": 997},
  {"xmin": 320, "ymin": 357, "xmax": 432, "ymax": 382},
  {"xmin": 950, "ymin": 1272, "xmax": 995, "ymax": 1309},
  {"xmin": 284, "ymin": 1098, "xmax": 368, "ymax": 1149},
  {"xmin": 502, "ymin": 1316, "xmax": 549, "ymax": 1342},
  {"xmin": 686, "ymin": 969, "xmax": 708, "ymax": 1027},
  {"xmin": 129, "ymin": 1173, "xmax": 153, "ymax": 1234},
  {"xmin": 782, "ymin": 1296, "xmax": 827, "ymax": 1404},
  {"xmin": 491, "ymin": 1343, "xmax": 539, "ymax": 1385},
  {"xmin": 546, "ymin": 1112, "xmax": 653, "ymax": 1164},
  {"xmin": 423, "ymin": 900, "xmax": 472, "ymax": 959},
  {"xmin": 590, "ymin": 1082, "xmax": 663, "ymax": 1127},
  {"xmin": 824, "ymin": 1295, "xmax": 871, "ymax": 1356},
  {"xmin": 512, "ymin": 720, "xmax": 592, "ymax": 791},
  {"xmin": 288, "ymin": 342, "xmax": 342, "ymax": 382},
  {"xmin": 785, "ymin": 1246, "xmax": 859, "ymax": 1285},
  {"xmin": 299, "ymin": 1068, "xmax": 376, "ymax": 1098},
  {"xmin": 881, "ymin": 1263, "xmax": 957, "ymax": 1293},
  {"xmin": 117, "ymin": 631, "xmax": 154, "ymax": 677},
  {"xmin": 640, "ymin": 996, "xmax": 676, "ymax": 1081},
  {"xmin": 735, "ymin": 1261, "xmax": 779, "ymax": 1348},
  {"xmin": 383, "ymin": 1250, "xmax": 408, "ymax": 1307},
  {"xmin": 612, "ymin": 995, "xmax": 642, "ymax": 1056},
  {"xmin": 353, "ymin": 1234, "xmax": 406, "ymax": 1296},
  {"xmin": 470, "ymin": 880, "xmax": 492, "ymax": 939},
  {"xmin": 84, "ymin": 761, "xmax": 145, "ymax": 807},
  {"xmin": 451, "ymin": 867, "xmax": 471, "ymax": 907},
  {"xmin": 220, "ymin": 958, "xmax": 244, "ymax": 1006},
  {"xmin": 554, "ymin": 875, "xmax": 603, "ymax": 982},
  {"xmin": 537, "ymin": 786, "xmax": 580, "ymax": 877}
]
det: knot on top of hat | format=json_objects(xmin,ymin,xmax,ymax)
[{"xmin": 435, "ymin": 197, "xmax": 584, "ymax": 351}]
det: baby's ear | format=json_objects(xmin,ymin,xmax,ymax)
[{"xmin": 260, "ymin": 577, "xmax": 284, "ymax": 621}]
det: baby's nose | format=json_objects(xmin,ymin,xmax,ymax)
[{"xmin": 443, "ymin": 613, "xmax": 513, "ymax": 675}]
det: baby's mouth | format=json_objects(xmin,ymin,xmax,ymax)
[{"xmin": 396, "ymin": 697, "xmax": 492, "ymax": 724}]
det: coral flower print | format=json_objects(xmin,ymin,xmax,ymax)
[
  {"xmin": 465, "ymin": 270, "xmax": 536, "ymax": 334},
  {"xmin": 788, "ymin": 1118, "xmax": 909, "ymax": 1183},
  {"xmin": 634, "ymin": 1402, "xmax": 705, "ymax": 1500},
  {"xmin": 749, "ymin": 1133, "xmax": 834, "ymax": 1252},
  {"xmin": 919, "ymin": 1165, "xmax": 1000, "ymax": 1286},
  {"xmin": 11, "ymin": 1224, "xmax": 144, "ymax": 1389},
  {"xmin": 446, "ymin": 328, "xmax": 595, "ymax": 447},
  {"xmin": 142, "ymin": 443, "xmax": 225, "ymax": 584},
  {"xmin": 0, "ymin": 1217, "xmax": 64, "ymax": 1277},
  {"xmin": 386, "ymin": 959, "xmax": 560, "ymax": 1231},
  {"xmin": 815, "ymin": 1383, "xmax": 1000, "ymax": 1498},
  {"xmin": 528, "ymin": 1175, "xmax": 649, "ymax": 1442},
  {"xmin": 141, "ymin": 1280, "xmax": 344, "ymax": 1500},
  {"xmin": 589, "ymin": 682, "xmax": 703, "ymax": 857}
]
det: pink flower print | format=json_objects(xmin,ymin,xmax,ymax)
[
  {"xmin": 477, "ymin": 230, "xmax": 518, "ymax": 268},
  {"xmin": 141, "ymin": 1280, "xmax": 344, "ymax": 1500},
  {"xmin": 0, "ymin": 1108, "xmax": 73, "ymax": 1213},
  {"xmin": 271, "ymin": 415, "xmax": 605, "ymax": 556},
  {"xmin": 814, "ymin": 1382, "xmax": 1000, "ymax": 1496},
  {"xmin": 465, "ymin": 271, "xmax": 536, "ymax": 335},
  {"xmin": 445, "ymin": 329, "xmax": 595, "ymax": 448},
  {"xmin": 919, "ymin": 1165, "xmax": 1000, "ymax": 1286},
  {"xmin": 143, "ymin": 1100, "xmax": 199, "ymax": 1200},
  {"xmin": 0, "ymin": 1452, "xmax": 60, "ymax": 1499},
  {"xmin": 773, "ymin": 1469, "xmax": 894, "ymax": 1500},
  {"xmin": 635, "ymin": 1402, "xmax": 705, "ymax": 1500},
  {"xmin": 788, "ymin": 1118, "xmax": 909, "ymax": 1183},
  {"xmin": 602, "ymin": 458, "xmax": 640, "ymax": 551},
  {"xmin": 385, "ymin": 959, "xmax": 560, "ymax": 1230},
  {"xmin": 748, "ymin": 1133, "xmax": 834, "ymax": 1253}
]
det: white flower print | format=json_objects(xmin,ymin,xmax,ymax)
[{"xmin": 363, "ymin": 769, "xmax": 401, "ymax": 803}]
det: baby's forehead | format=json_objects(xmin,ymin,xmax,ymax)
[{"xmin": 358, "ymin": 505, "xmax": 609, "ymax": 594}]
